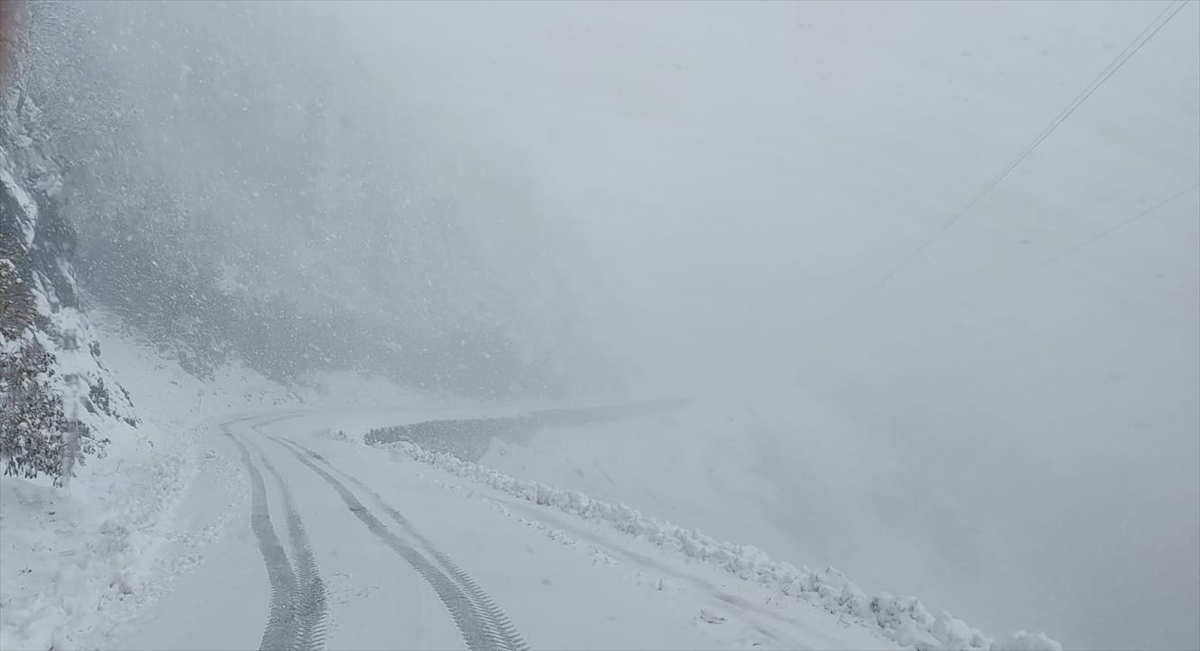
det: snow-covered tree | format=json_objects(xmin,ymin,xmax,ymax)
[
  {"xmin": 0, "ymin": 257, "xmax": 33, "ymax": 340},
  {"xmin": 1, "ymin": 2, "xmax": 123, "ymax": 484},
  {"xmin": 1, "ymin": 341, "xmax": 62, "ymax": 481}
]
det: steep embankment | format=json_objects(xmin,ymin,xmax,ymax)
[
  {"xmin": 1, "ymin": 87, "xmax": 136, "ymax": 468},
  {"xmin": 463, "ymin": 390, "xmax": 1063, "ymax": 650}
]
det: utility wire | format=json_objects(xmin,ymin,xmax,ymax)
[
  {"xmin": 899, "ymin": 180, "xmax": 1200, "ymax": 327},
  {"xmin": 1041, "ymin": 181, "xmax": 1200, "ymax": 267},
  {"xmin": 846, "ymin": 0, "xmax": 1191, "ymax": 306}
]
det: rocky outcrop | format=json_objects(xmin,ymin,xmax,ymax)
[{"xmin": 1, "ymin": 70, "xmax": 135, "ymax": 484}]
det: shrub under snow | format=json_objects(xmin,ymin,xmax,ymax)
[{"xmin": 373, "ymin": 437, "xmax": 1062, "ymax": 651}]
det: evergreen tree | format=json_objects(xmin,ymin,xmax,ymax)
[{"xmin": 0, "ymin": 257, "xmax": 33, "ymax": 340}]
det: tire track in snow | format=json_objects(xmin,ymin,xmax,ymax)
[
  {"xmin": 222, "ymin": 422, "xmax": 299, "ymax": 651},
  {"xmin": 225, "ymin": 418, "xmax": 328, "ymax": 651},
  {"xmin": 270, "ymin": 436, "xmax": 528, "ymax": 651},
  {"xmin": 247, "ymin": 434, "xmax": 329, "ymax": 651},
  {"xmin": 285, "ymin": 439, "xmax": 529, "ymax": 651}
]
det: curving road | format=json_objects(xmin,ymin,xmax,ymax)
[{"xmin": 109, "ymin": 408, "xmax": 898, "ymax": 651}]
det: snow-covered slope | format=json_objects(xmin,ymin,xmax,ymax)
[
  {"xmin": 0, "ymin": 314, "xmax": 432, "ymax": 650},
  {"xmin": 477, "ymin": 391, "xmax": 1065, "ymax": 647},
  {"xmin": 382, "ymin": 432, "xmax": 1058, "ymax": 651},
  {"xmin": 1, "ymin": 106, "xmax": 137, "ymax": 455},
  {"xmin": 1, "ymin": 318, "xmax": 1058, "ymax": 651}
]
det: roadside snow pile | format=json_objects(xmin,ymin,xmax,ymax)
[
  {"xmin": 0, "ymin": 307, "xmax": 440, "ymax": 650},
  {"xmin": 375, "ymin": 438, "xmax": 1061, "ymax": 651},
  {"xmin": 0, "ymin": 395, "xmax": 203, "ymax": 651},
  {"xmin": 2, "ymin": 316, "xmax": 300, "ymax": 651}
]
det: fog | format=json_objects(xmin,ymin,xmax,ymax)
[
  {"xmin": 341, "ymin": 3, "xmax": 1200, "ymax": 648},
  {"xmin": 23, "ymin": 1, "xmax": 1200, "ymax": 649}
]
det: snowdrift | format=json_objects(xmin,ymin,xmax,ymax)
[{"xmin": 371, "ymin": 434, "xmax": 1061, "ymax": 651}]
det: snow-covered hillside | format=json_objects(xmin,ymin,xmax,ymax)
[
  {"xmin": 1, "ymin": 90, "xmax": 137, "ymax": 469},
  {"xmin": 377, "ymin": 430, "xmax": 1059, "ymax": 651},
  {"xmin": 1, "ymin": 315, "xmax": 1061, "ymax": 651},
  {"xmin": 2, "ymin": 2, "xmax": 1195, "ymax": 650},
  {"xmin": 478, "ymin": 392, "xmax": 1064, "ymax": 643},
  {"xmin": 0, "ymin": 312, "xmax": 434, "ymax": 650}
]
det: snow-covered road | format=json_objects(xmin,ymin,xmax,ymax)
[{"xmin": 107, "ymin": 408, "xmax": 897, "ymax": 651}]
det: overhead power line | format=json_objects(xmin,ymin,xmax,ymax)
[
  {"xmin": 848, "ymin": 0, "xmax": 1191, "ymax": 305},
  {"xmin": 1041, "ymin": 181, "xmax": 1200, "ymax": 267},
  {"xmin": 899, "ymin": 180, "xmax": 1200, "ymax": 327}
]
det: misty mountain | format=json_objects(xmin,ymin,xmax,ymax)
[
  {"xmin": 1, "ymin": 2, "xmax": 1196, "ymax": 650},
  {"xmin": 20, "ymin": 0, "xmax": 601, "ymax": 398}
]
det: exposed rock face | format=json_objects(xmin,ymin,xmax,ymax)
[{"xmin": 2, "ymin": 63, "xmax": 136, "ymax": 484}]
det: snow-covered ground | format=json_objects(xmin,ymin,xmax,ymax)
[
  {"xmin": 0, "ymin": 313, "xmax": 435, "ymax": 651},
  {"xmin": 1, "ymin": 318, "xmax": 1060, "ymax": 651},
  {"xmin": 6, "ymin": 2, "xmax": 1194, "ymax": 648},
  {"xmin": 477, "ymin": 391, "xmax": 1030, "ymax": 637},
  {"xmin": 376, "ymin": 429, "xmax": 1057, "ymax": 651},
  {"xmin": 113, "ymin": 411, "xmax": 908, "ymax": 651}
]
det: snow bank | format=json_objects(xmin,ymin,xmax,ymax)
[
  {"xmin": 374, "ymin": 438, "xmax": 1061, "ymax": 651},
  {"xmin": 1, "ymin": 312, "xmax": 327, "ymax": 651},
  {"xmin": 0, "ymin": 303, "xmax": 455, "ymax": 650}
]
